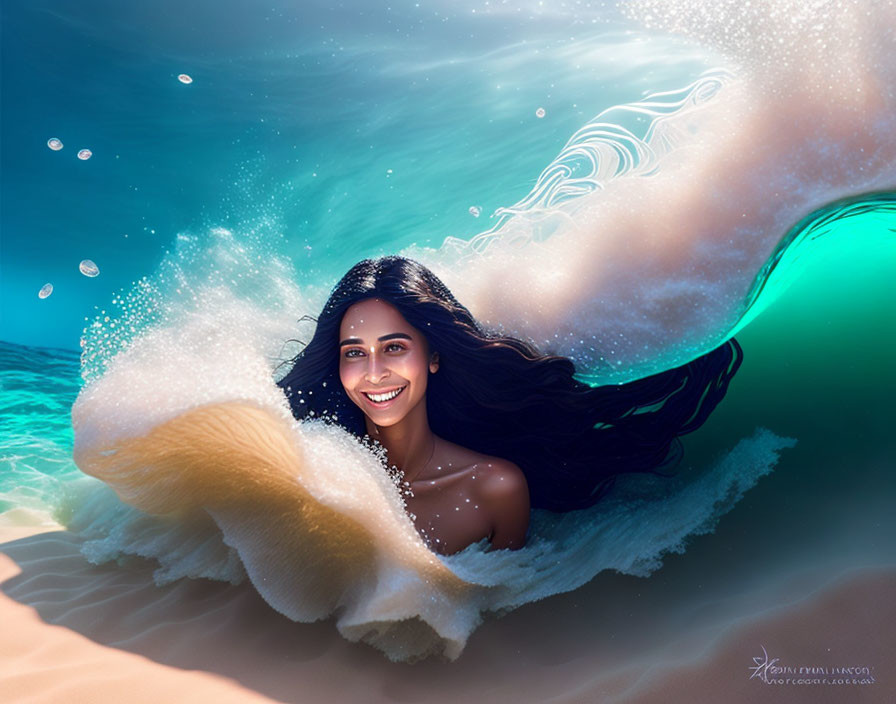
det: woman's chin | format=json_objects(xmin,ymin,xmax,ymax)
[{"xmin": 365, "ymin": 413, "xmax": 403, "ymax": 428}]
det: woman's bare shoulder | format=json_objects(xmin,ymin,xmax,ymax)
[
  {"xmin": 443, "ymin": 441, "xmax": 529, "ymax": 509},
  {"xmin": 431, "ymin": 438, "xmax": 528, "ymax": 498},
  {"xmin": 476, "ymin": 457, "xmax": 528, "ymax": 498},
  {"xmin": 433, "ymin": 438, "xmax": 530, "ymax": 550},
  {"xmin": 475, "ymin": 458, "xmax": 530, "ymax": 550}
]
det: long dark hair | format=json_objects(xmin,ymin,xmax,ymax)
[{"xmin": 276, "ymin": 256, "xmax": 742, "ymax": 512}]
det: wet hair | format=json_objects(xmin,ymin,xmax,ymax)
[{"xmin": 276, "ymin": 255, "xmax": 743, "ymax": 512}]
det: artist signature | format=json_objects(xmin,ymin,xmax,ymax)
[{"xmin": 749, "ymin": 645, "xmax": 876, "ymax": 685}]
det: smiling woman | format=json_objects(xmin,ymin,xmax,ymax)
[
  {"xmin": 336, "ymin": 297, "xmax": 530, "ymax": 554},
  {"xmin": 276, "ymin": 256, "xmax": 742, "ymax": 555}
]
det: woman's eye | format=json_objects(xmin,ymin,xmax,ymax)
[{"xmin": 343, "ymin": 343, "xmax": 404, "ymax": 358}]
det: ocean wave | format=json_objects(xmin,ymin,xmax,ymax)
[
  {"xmin": 62, "ymin": 0, "xmax": 894, "ymax": 663},
  {"xmin": 406, "ymin": 0, "xmax": 896, "ymax": 385}
]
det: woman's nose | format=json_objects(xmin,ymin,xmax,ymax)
[{"xmin": 364, "ymin": 352, "xmax": 389, "ymax": 383}]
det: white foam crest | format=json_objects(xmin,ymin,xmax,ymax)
[
  {"xmin": 73, "ymin": 299, "xmax": 295, "ymax": 450},
  {"xmin": 73, "ymin": 222, "xmax": 329, "ymax": 449},
  {"xmin": 79, "ymin": 223, "xmax": 321, "ymax": 384},
  {"xmin": 405, "ymin": 0, "xmax": 896, "ymax": 384}
]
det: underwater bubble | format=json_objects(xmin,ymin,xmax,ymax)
[
  {"xmin": 47, "ymin": 138, "xmax": 63, "ymax": 151},
  {"xmin": 535, "ymin": 107, "xmax": 546, "ymax": 118},
  {"xmin": 79, "ymin": 259, "xmax": 100, "ymax": 277},
  {"xmin": 38, "ymin": 283, "xmax": 53, "ymax": 299},
  {"xmin": 469, "ymin": 206, "xmax": 481, "ymax": 217},
  {"xmin": 77, "ymin": 149, "xmax": 93, "ymax": 160},
  {"xmin": 178, "ymin": 74, "xmax": 193, "ymax": 84}
]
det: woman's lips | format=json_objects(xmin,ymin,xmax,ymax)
[{"xmin": 361, "ymin": 385, "xmax": 407, "ymax": 408}]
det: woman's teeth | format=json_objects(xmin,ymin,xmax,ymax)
[{"xmin": 364, "ymin": 386, "xmax": 405, "ymax": 403}]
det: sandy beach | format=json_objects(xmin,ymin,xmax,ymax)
[{"xmin": 2, "ymin": 514, "xmax": 891, "ymax": 704}]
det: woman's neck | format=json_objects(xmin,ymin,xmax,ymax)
[{"xmin": 365, "ymin": 403, "xmax": 435, "ymax": 482}]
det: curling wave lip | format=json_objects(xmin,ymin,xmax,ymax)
[{"xmin": 361, "ymin": 385, "xmax": 407, "ymax": 408}]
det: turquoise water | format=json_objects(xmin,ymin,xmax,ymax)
[
  {"xmin": 2, "ymin": 0, "xmax": 720, "ymax": 351},
  {"xmin": 2, "ymin": 0, "xmax": 895, "ymax": 663}
]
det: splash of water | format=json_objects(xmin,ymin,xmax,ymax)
[{"xmin": 405, "ymin": 0, "xmax": 896, "ymax": 384}]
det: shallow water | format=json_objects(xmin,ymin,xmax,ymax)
[{"xmin": 2, "ymin": 0, "xmax": 895, "ymax": 665}]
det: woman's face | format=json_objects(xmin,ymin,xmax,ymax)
[{"xmin": 338, "ymin": 298, "xmax": 438, "ymax": 428}]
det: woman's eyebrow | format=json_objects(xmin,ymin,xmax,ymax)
[{"xmin": 339, "ymin": 332, "xmax": 413, "ymax": 347}]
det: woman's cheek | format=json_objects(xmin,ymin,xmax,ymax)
[{"xmin": 338, "ymin": 365, "xmax": 356, "ymax": 396}]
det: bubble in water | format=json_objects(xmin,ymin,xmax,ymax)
[
  {"xmin": 38, "ymin": 283, "xmax": 53, "ymax": 299},
  {"xmin": 178, "ymin": 74, "xmax": 193, "ymax": 84},
  {"xmin": 47, "ymin": 138, "xmax": 63, "ymax": 151},
  {"xmin": 535, "ymin": 107, "xmax": 546, "ymax": 118},
  {"xmin": 77, "ymin": 149, "xmax": 93, "ymax": 160},
  {"xmin": 468, "ymin": 206, "xmax": 481, "ymax": 217},
  {"xmin": 79, "ymin": 259, "xmax": 100, "ymax": 277}
]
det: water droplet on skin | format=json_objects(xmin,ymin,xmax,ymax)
[
  {"xmin": 47, "ymin": 138, "xmax": 63, "ymax": 151},
  {"xmin": 38, "ymin": 283, "xmax": 53, "ymax": 299},
  {"xmin": 535, "ymin": 107, "xmax": 546, "ymax": 118},
  {"xmin": 468, "ymin": 205, "xmax": 481, "ymax": 217},
  {"xmin": 178, "ymin": 74, "xmax": 193, "ymax": 84},
  {"xmin": 79, "ymin": 259, "xmax": 100, "ymax": 277},
  {"xmin": 77, "ymin": 149, "xmax": 92, "ymax": 160}
]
